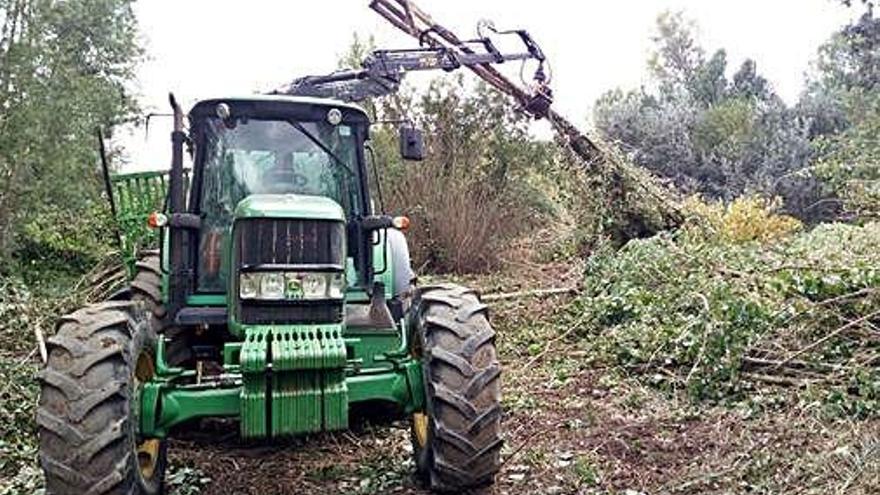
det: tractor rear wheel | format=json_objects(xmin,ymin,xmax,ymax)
[
  {"xmin": 131, "ymin": 252, "xmax": 190, "ymax": 366},
  {"xmin": 37, "ymin": 301, "xmax": 167, "ymax": 494},
  {"xmin": 410, "ymin": 284, "xmax": 503, "ymax": 493}
]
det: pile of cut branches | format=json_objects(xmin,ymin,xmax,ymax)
[{"xmin": 577, "ymin": 219, "xmax": 880, "ymax": 414}]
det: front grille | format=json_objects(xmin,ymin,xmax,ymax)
[
  {"xmin": 236, "ymin": 218, "xmax": 345, "ymax": 268},
  {"xmin": 239, "ymin": 302, "xmax": 343, "ymax": 325},
  {"xmin": 234, "ymin": 218, "xmax": 346, "ymax": 325}
]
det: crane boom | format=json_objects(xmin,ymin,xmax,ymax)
[
  {"xmin": 366, "ymin": 0, "xmax": 685, "ymax": 239},
  {"xmin": 275, "ymin": 25, "xmax": 552, "ymax": 116},
  {"xmin": 278, "ymin": 0, "xmax": 685, "ymax": 242}
]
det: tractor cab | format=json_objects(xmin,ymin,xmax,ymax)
[
  {"xmin": 188, "ymin": 97, "xmax": 373, "ymax": 307},
  {"xmin": 155, "ymin": 96, "xmax": 417, "ymax": 335},
  {"xmin": 189, "ymin": 96, "xmax": 373, "ymax": 293}
]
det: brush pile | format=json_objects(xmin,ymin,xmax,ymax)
[{"xmin": 577, "ymin": 202, "xmax": 880, "ymax": 414}]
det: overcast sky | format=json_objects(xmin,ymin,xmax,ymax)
[{"xmin": 121, "ymin": 0, "xmax": 861, "ymax": 170}]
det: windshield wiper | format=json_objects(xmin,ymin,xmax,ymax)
[{"xmin": 284, "ymin": 119, "xmax": 355, "ymax": 178}]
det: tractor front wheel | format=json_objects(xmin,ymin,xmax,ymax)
[
  {"xmin": 410, "ymin": 284, "xmax": 503, "ymax": 492},
  {"xmin": 131, "ymin": 252, "xmax": 190, "ymax": 366},
  {"xmin": 37, "ymin": 301, "xmax": 167, "ymax": 494}
]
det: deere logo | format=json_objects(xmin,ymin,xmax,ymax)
[{"xmin": 286, "ymin": 277, "xmax": 304, "ymax": 299}]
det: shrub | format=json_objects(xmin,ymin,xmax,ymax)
[
  {"xmin": 383, "ymin": 163, "xmax": 537, "ymax": 274},
  {"xmin": 683, "ymin": 194, "xmax": 802, "ymax": 243}
]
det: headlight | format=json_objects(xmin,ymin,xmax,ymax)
[
  {"xmin": 259, "ymin": 272, "xmax": 285, "ymax": 300},
  {"xmin": 328, "ymin": 273, "xmax": 345, "ymax": 299},
  {"xmin": 240, "ymin": 273, "xmax": 259, "ymax": 299},
  {"xmin": 301, "ymin": 273, "xmax": 327, "ymax": 298},
  {"xmin": 239, "ymin": 271, "xmax": 345, "ymax": 300}
]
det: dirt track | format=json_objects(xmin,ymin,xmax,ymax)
[{"xmin": 167, "ymin": 257, "xmax": 878, "ymax": 495}]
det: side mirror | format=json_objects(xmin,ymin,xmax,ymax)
[{"xmin": 399, "ymin": 125, "xmax": 425, "ymax": 161}]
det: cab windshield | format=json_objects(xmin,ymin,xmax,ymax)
[
  {"xmin": 200, "ymin": 117, "xmax": 361, "ymax": 218},
  {"xmin": 197, "ymin": 117, "xmax": 362, "ymax": 291}
]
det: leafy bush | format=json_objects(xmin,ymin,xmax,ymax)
[
  {"xmin": 813, "ymin": 90, "xmax": 880, "ymax": 221},
  {"xmin": 578, "ymin": 221, "xmax": 880, "ymax": 407},
  {"xmin": 683, "ymin": 195, "xmax": 802, "ymax": 243},
  {"xmin": 13, "ymin": 197, "xmax": 117, "ymax": 284}
]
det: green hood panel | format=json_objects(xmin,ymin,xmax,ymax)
[{"xmin": 234, "ymin": 194, "xmax": 345, "ymax": 221}]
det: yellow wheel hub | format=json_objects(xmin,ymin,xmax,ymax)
[
  {"xmin": 137, "ymin": 439, "xmax": 161, "ymax": 479},
  {"xmin": 134, "ymin": 350, "xmax": 159, "ymax": 480},
  {"xmin": 413, "ymin": 412, "xmax": 429, "ymax": 448}
]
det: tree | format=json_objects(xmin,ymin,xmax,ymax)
[
  {"xmin": 594, "ymin": 11, "xmax": 822, "ymax": 219},
  {"xmin": 817, "ymin": 11, "xmax": 880, "ymax": 92},
  {"xmin": 806, "ymin": 7, "xmax": 880, "ymax": 220},
  {"xmin": 0, "ymin": 0, "xmax": 141, "ymax": 266}
]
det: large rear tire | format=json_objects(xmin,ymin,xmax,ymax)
[
  {"xmin": 131, "ymin": 252, "xmax": 190, "ymax": 366},
  {"xmin": 410, "ymin": 284, "xmax": 503, "ymax": 493},
  {"xmin": 37, "ymin": 301, "xmax": 167, "ymax": 494}
]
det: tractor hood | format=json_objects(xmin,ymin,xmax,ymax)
[{"xmin": 234, "ymin": 194, "xmax": 346, "ymax": 221}]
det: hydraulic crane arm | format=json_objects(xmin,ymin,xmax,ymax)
[
  {"xmin": 366, "ymin": 0, "xmax": 685, "ymax": 234},
  {"xmin": 273, "ymin": 19, "xmax": 553, "ymax": 117},
  {"xmin": 277, "ymin": 0, "xmax": 683, "ymax": 241}
]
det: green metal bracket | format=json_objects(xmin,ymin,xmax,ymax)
[
  {"xmin": 346, "ymin": 360, "xmax": 424, "ymax": 413},
  {"xmin": 223, "ymin": 342, "xmax": 242, "ymax": 367},
  {"xmin": 139, "ymin": 359, "xmax": 424, "ymax": 438},
  {"xmin": 140, "ymin": 383, "xmax": 240, "ymax": 438},
  {"xmin": 156, "ymin": 337, "xmax": 184, "ymax": 377}
]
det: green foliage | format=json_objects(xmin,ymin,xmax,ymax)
[
  {"xmin": 0, "ymin": 0, "xmax": 141, "ymax": 265},
  {"xmin": 15, "ymin": 197, "xmax": 116, "ymax": 281},
  {"xmin": 0, "ymin": 352, "xmax": 40, "ymax": 495},
  {"xmin": 0, "ymin": 278, "xmax": 41, "ymax": 494},
  {"xmin": 166, "ymin": 464, "xmax": 211, "ymax": 495},
  {"xmin": 816, "ymin": 10, "xmax": 880, "ymax": 93},
  {"xmin": 692, "ymin": 98, "xmax": 756, "ymax": 155},
  {"xmin": 813, "ymin": 90, "xmax": 880, "ymax": 220},
  {"xmin": 595, "ymin": 11, "xmax": 827, "ymax": 221},
  {"xmin": 578, "ymin": 221, "xmax": 880, "ymax": 405}
]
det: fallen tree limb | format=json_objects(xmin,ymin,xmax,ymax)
[
  {"xmin": 482, "ymin": 286, "xmax": 578, "ymax": 302},
  {"xmin": 775, "ymin": 309, "xmax": 880, "ymax": 370},
  {"xmin": 742, "ymin": 372, "xmax": 829, "ymax": 388},
  {"xmin": 742, "ymin": 355, "xmax": 849, "ymax": 373}
]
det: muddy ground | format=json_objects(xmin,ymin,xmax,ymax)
[{"xmin": 163, "ymin": 256, "xmax": 880, "ymax": 495}]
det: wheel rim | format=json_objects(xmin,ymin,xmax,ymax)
[
  {"xmin": 137, "ymin": 439, "xmax": 161, "ymax": 479},
  {"xmin": 412, "ymin": 412, "xmax": 429, "ymax": 448},
  {"xmin": 410, "ymin": 322, "xmax": 430, "ymax": 449},
  {"xmin": 133, "ymin": 350, "xmax": 160, "ymax": 481}
]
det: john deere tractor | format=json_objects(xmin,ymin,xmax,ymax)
[{"xmin": 36, "ymin": 11, "xmax": 554, "ymax": 492}]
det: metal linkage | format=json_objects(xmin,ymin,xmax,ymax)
[
  {"xmin": 369, "ymin": 0, "xmax": 685, "ymax": 233},
  {"xmin": 369, "ymin": 0, "xmax": 555, "ymax": 119},
  {"xmin": 275, "ymin": 2, "xmax": 552, "ymax": 118}
]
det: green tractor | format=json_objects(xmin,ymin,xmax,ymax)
[
  {"xmin": 37, "ymin": 94, "xmax": 502, "ymax": 494},
  {"xmin": 36, "ymin": 13, "xmax": 554, "ymax": 493}
]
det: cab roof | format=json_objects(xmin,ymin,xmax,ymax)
[{"xmin": 190, "ymin": 94, "xmax": 368, "ymax": 117}]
